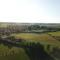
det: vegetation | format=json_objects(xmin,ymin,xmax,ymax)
[
  {"xmin": 0, "ymin": 44, "xmax": 30, "ymax": 60},
  {"xmin": 0, "ymin": 23, "xmax": 60, "ymax": 60},
  {"xmin": 48, "ymin": 31, "xmax": 60, "ymax": 36},
  {"xmin": 11, "ymin": 33, "xmax": 60, "ymax": 48}
]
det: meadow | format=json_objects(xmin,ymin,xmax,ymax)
[
  {"xmin": 0, "ymin": 23, "xmax": 60, "ymax": 60},
  {"xmin": 0, "ymin": 44, "xmax": 30, "ymax": 60},
  {"xmin": 11, "ymin": 32, "xmax": 60, "ymax": 48},
  {"xmin": 0, "ymin": 31, "xmax": 60, "ymax": 60}
]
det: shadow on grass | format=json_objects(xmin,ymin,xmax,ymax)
[
  {"xmin": 24, "ymin": 42, "xmax": 55, "ymax": 60},
  {"xmin": 0, "ymin": 38, "xmax": 55, "ymax": 60}
]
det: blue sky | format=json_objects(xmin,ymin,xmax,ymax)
[{"xmin": 0, "ymin": 0, "xmax": 60, "ymax": 23}]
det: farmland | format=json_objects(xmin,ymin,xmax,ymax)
[
  {"xmin": 11, "ymin": 33, "xmax": 60, "ymax": 48},
  {"xmin": 10, "ymin": 32, "xmax": 60, "ymax": 60},
  {"xmin": 0, "ymin": 23, "xmax": 60, "ymax": 60},
  {"xmin": 48, "ymin": 31, "xmax": 60, "ymax": 36}
]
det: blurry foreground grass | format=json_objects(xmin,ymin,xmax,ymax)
[{"xmin": 0, "ymin": 44, "xmax": 30, "ymax": 60}]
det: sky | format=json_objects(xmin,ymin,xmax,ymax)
[{"xmin": 0, "ymin": 0, "xmax": 60, "ymax": 23}]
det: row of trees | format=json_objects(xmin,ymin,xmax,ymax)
[
  {"xmin": 0, "ymin": 24, "xmax": 28, "ymax": 35},
  {"xmin": 0, "ymin": 24, "xmax": 60, "ymax": 35},
  {"xmin": 28, "ymin": 25, "xmax": 60, "ymax": 32}
]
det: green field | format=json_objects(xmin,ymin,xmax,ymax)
[
  {"xmin": 0, "ymin": 31, "xmax": 60, "ymax": 60},
  {"xmin": 11, "ymin": 32, "xmax": 60, "ymax": 48},
  {"xmin": 0, "ymin": 44, "xmax": 30, "ymax": 60},
  {"xmin": 48, "ymin": 31, "xmax": 60, "ymax": 36}
]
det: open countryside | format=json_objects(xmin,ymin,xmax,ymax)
[{"xmin": 0, "ymin": 23, "xmax": 60, "ymax": 60}]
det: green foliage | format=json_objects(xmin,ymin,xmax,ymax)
[{"xmin": 0, "ymin": 44, "xmax": 30, "ymax": 60}]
